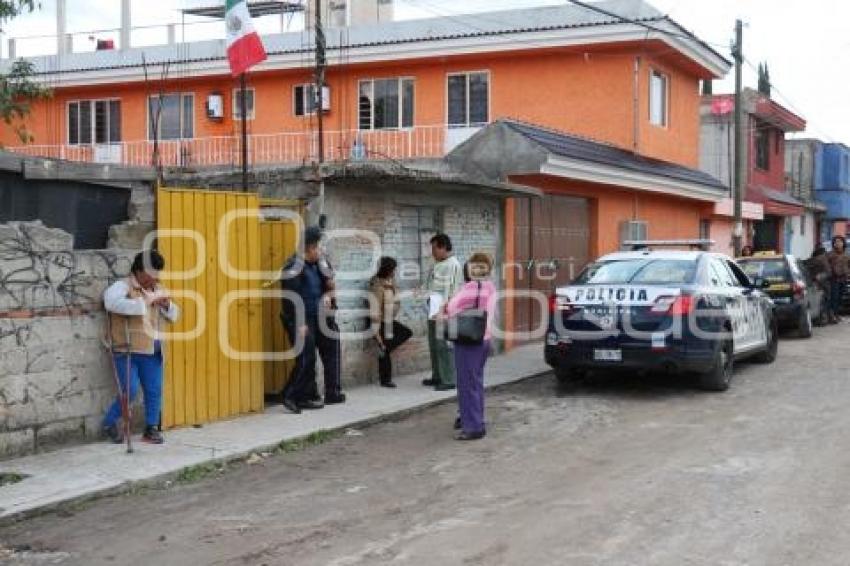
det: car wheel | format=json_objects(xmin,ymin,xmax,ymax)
[
  {"xmin": 699, "ymin": 339, "xmax": 734, "ymax": 392},
  {"xmin": 798, "ymin": 307, "xmax": 813, "ymax": 339},
  {"xmin": 753, "ymin": 318, "xmax": 779, "ymax": 363}
]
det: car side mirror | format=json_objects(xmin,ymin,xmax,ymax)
[{"xmin": 750, "ymin": 277, "xmax": 770, "ymax": 289}]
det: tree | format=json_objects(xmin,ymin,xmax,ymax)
[
  {"xmin": 0, "ymin": 0, "xmax": 51, "ymax": 144},
  {"xmin": 757, "ymin": 61, "xmax": 772, "ymax": 97}
]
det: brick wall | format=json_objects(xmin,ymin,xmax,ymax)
[
  {"xmin": 321, "ymin": 184, "xmax": 504, "ymax": 385},
  {"xmin": 0, "ymin": 221, "xmax": 137, "ymax": 458}
]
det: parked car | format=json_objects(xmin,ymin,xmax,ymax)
[
  {"xmin": 545, "ymin": 244, "xmax": 778, "ymax": 392},
  {"xmin": 736, "ymin": 253, "xmax": 822, "ymax": 337}
]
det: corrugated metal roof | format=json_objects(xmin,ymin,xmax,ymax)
[
  {"xmin": 7, "ymin": 0, "xmax": 672, "ymax": 75},
  {"xmin": 501, "ymin": 119, "xmax": 727, "ymax": 190}
]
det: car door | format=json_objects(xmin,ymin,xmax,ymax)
[
  {"xmin": 794, "ymin": 257, "xmax": 821, "ymax": 320},
  {"xmin": 707, "ymin": 258, "xmax": 748, "ymax": 350},
  {"xmin": 725, "ymin": 259, "xmax": 768, "ymax": 350}
]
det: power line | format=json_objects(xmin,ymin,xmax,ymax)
[
  {"xmin": 562, "ymin": 0, "xmax": 729, "ymax": 51},
  {"xmin": 742, "ymin": 56, "xmax": 836, "ymax": 143},
  {"xmin": 404, "ymin": 0, "xmax": 729, "ymax": 65}
]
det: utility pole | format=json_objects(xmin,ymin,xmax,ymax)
[
  {"xmin": 315, "ymin": 1, "xmax": 327, "ymax": 227},
  {"xmin": 732, "ymin": 19, "xmax": 744, "ymax": 257},
  {"xmin": 240, "ymin": 72, "xmax": 248, "ymax": 192}
]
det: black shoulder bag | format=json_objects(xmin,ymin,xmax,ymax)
[{"xmin": 444, "ymin": 281, "xmax": 488, "ymax": 345}]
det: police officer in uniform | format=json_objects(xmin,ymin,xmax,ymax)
[{"xmin": 279, "ymin": 226, "xmax": 345, "ymax": 414}]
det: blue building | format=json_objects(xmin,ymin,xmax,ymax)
[
  {"xmin": 786, "ymin": 139, "xmax": 848, "ymax": 245},
  {"xmin": 820, "ymin": 143, "xmax": 850, "ymax": 226}
]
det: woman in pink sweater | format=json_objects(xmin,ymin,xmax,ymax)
[{"xmin": 444, "ymin": 253, "xmax": 498, "ymax": 441}]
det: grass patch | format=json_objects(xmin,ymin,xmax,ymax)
[
  {"xmin": 0, "ymin": 473, "xmax": 27, "ymax": 487},
  {"xmin": 276, "ymin": 429, "xmax": 337, "ymax": 453},
  {"xmin": 175, "ymin": 462, "xmax": 226, "ymax": 484},
  {"xmin": 172, "ymin": 429, "xmax": 337, "ymax": 486}
]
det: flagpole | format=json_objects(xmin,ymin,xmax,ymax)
[{"xmin": 240, "ymin": 71, "xmax": 248, "ymax": 192}]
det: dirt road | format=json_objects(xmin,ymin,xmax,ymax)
[{"xmin": 2, "ymin": 324, "xmax": 850, "ymax": 565}]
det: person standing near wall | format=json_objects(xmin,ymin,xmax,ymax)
[
  {"xmin": 102, "ymin": 250, "xmax": 180, "ymax": 445},
  {"xmin": 827, "ymin": 235, "xmax": 849, "ymax": 322},
  {"xmin": 279, "ymin": 226, "xmax": 346, "ymax": 414},
  {"xmin": 369, "ymin": 257, "xmax": 412, "ymax": 388},
  {"xmin": 424, "ymin": 234, "xmax": 464, "ymax": 391}
]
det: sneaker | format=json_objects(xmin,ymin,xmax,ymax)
[
  {"xmin": 380, "ymin": 381, "xmax": 397, "ymax": 388},
  {"xmin": 103, "ymin": 424, "xmax": 123, "ymax": 444},
  {"xmin": 435, "ymin": 383, "xmax": 456, "ymax": 392},
  {"xmin": 142, "ymin": 426, "xmax": 164, "ymax": 444},
  {"xmin": 422, "ymin": 378, "xmax": 438, "ymax": 387},
  {"xmin": 297, "ymin": 400, "xmax": 325, "ymax": 410}
]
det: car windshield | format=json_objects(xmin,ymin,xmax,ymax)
[
  {"xmin": 575, "ymin": 259, "xmax": 697, "ymax": 285},
  {"xmin": 738, "ymin": 259, "xmax": 790, "ymax": 283}
]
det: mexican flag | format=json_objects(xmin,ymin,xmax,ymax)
[{"xmin": 225, "ymin": 0, "xmax": 267, "ymax": 76}]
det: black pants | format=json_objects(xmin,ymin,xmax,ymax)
[
  {"xmin": 378, "ymin": 321, "xmax": 413, "ymax": 383},
  {"xmin": 283, "ymin": 316, "xmax": 342, "ymax": 403}
]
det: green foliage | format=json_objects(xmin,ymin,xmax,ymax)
[
  {"xmin": 1, "ymin": 59, "xmax": 51, "ymax": 143},
  {"xmin": 0, "ymin": 1, "xmax": 35, "ymax": 28},
  {"xmin": 0, "ymin": 1, "xmax": 52, "ymax": 144}
]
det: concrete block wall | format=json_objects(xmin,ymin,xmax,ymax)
[
  {"xmin": 107, "ymin": 183, "xmax": 156, "ymax": 250},
  {"xmin": 0, "ymin": 221, "xmax": 133, "ymax": 459},
  {"xmin": 321, "ymin": 184, "xmax": 504, "ymax": 385}
]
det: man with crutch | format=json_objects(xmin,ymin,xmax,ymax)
[{"xmin": 102, "ymin": 250, "xmax": 180, "ymax": 446}]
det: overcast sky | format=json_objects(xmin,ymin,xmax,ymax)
[{"xmin": 2, "ymin": 0, "xmax": 847, "ymax": 142}]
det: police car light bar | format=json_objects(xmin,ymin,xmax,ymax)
[{"xmin": 623, "ymin": 239, "xmax": 715, "ymax": 251}]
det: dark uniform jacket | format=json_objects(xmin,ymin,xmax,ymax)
[{"xmin": 279, "ymin": 255, "xmax": 337, "ymax": 331}]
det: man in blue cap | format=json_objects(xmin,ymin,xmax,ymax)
[{"xmin": 279, "ymin": 226, "xmax": 345, "ymax": 413}]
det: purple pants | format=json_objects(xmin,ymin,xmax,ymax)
[{"xmin": 454, "ymin": 341, "xmax": 491, "ymax": 435}]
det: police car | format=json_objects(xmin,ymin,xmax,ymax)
[{"xmin": 544, "ymin": 241, "xmax": 778, "ymax": 391}]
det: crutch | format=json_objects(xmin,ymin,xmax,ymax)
[{"xmin": 106, "ymin": 317, "xmax": 134, "ymax": 454}]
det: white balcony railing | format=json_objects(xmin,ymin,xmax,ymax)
[{"xmin": 6, "ymin": 125, "xmax": 469, "ymax": 169}]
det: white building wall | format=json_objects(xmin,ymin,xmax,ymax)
[{"xmin": 788, "ymin": 212, "xmax": 816, "ymax": 259}]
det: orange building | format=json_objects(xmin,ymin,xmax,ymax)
[{"xmin": 2, "ymin": 0, "xmax": 732, "ymax": 340}]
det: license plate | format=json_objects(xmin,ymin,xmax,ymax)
[{"xmin": 594, "ymin": 349, "xmax": 622, "ymax": 362}]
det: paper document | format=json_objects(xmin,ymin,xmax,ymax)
[{"xmin": 428, "ymin": 293, "xmax": 444, "ymax": 318}]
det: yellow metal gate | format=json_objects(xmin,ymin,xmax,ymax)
[
  {"xmin": 156, "ymin": 188, "xmax": 299, "ymax": 428},
  {"xmin": 259, "ymin": 199, "xmax": 301, "ymax": 395}
]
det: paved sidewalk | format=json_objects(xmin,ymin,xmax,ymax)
[{"xmin": 0, "ymin": 343, "xmax": 547, "ymax": 522}]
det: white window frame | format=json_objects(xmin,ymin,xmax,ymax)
[
  {"xmin": 357, "ymin": 77, "xmax": 415, "ymax": 131},
  {"xmin": 147, "ymin": 93, "xmax": 195, "ymax": 141},
  {"xmin": 649, "ymin": 68, "xmax": 669, "ymax": 128},
  {"xmin": 232, "ymin": 87, "xmax": 256, "ymax": 121},
  {"xmin": 293, "ymin": 83, "xmax": 317, "ymax": 117},
  {"xmin": 446, "ymin": 70, "xmax": 491, "ymax": 128},
  {"xmin": 67, "ymin": 98, "xmax": 122, "ymax": 145}
]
